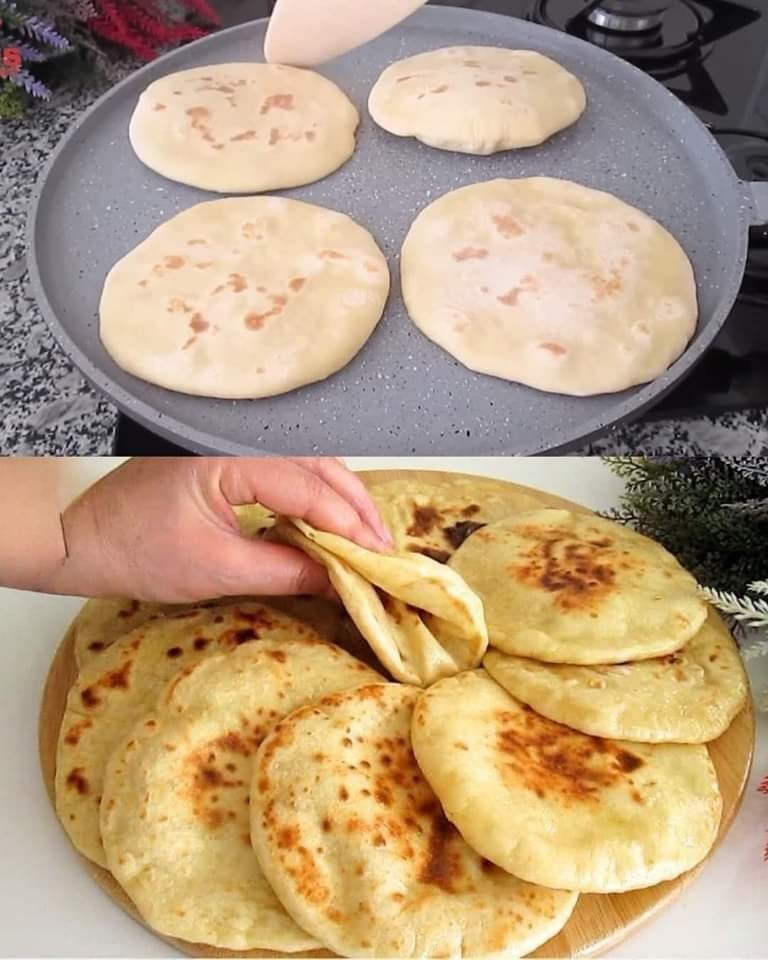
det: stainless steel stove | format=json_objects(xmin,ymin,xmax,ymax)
[{"xmin": 114, "ymin": 0, "xmax": 768, "ymax": 454}]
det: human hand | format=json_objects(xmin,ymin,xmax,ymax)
[{"xmin": 51, "ymin": 457, "xmax": 392, "ymax": 602}]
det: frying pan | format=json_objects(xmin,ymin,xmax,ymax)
[{"xmin": 27, "ymin": 6, "xmax": 768, "ymax": 455}]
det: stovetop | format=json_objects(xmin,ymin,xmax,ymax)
[{"xmin": 114, "ymin": 0, "xmax": 768, "ymax": 455}]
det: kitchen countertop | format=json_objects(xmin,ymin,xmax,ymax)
[
  {"xmin": 2, "ymin": 69, "xmax": 768, "ymax": 455},
  {"xmin": 0, "ymin": 456, "xmax": 766, "ymax": 957}
]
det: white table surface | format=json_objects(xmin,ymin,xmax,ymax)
[{"xmin": 1, "ymin": 457, "xmax": 766, "ymax": 958}]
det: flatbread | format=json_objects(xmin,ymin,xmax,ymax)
[
  {"xmin": 55, "ymin": 602, "xmax": 335, "ymax": 866},
  {"xmin": 484, "ymin": 611, "xmax": 747, "ymax": 743},
  {"xmin": 448, "ymin": 508, "xmax": 707, "ymax": 664},
  {"xmin": 401, "ymin": 177, "xmax": 697, "ymax": 396},
  {"xmin": 101, "ymin": 638, "xmax": 380, "ymax": 951},
  {"xmin": 100, "ymin": 196, "xmax": 389, "ymax": 399},
  {"xmin": 412, "ymin": 670, "xmax": 722, "ymax": 893},
  {"xmin": 272, "ymin": 518, "xmax": 487, "ymax": 685},
  {"xmin": 362, "ymin": 471, "xmax": 557, "ymax": 563},
  {"xmin": 73, "ymin": 594, "xmax": 351, "ymax": 669},
  {"xmin": 251, "ymin": 682, "xmax": 578, "ymax": 957},
  {"xmin": 369, "ymin": 47, "xmax": 585, "ymax": 154},
  {"xmin": 129, "ymin": 63, "xmax": 358, "ymax": 192}
]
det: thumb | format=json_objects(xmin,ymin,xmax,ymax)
[{"xmin": 207, "ymin": 537, "xmax": 331, "ymax": 598}]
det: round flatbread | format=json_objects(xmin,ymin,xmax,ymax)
[
  {"xmin": 369, "ymin": 47, "xmax": 585, "ymax": 154},
  {"xmin": 99, "ymin": 196, "xmax": 389, "ymax": 399},
  {"xmin": 273, "ymin": 518, "xmax": 488, "ymax": 685},
  {"xmin": 448, "ymin": 508, "xmax": 707, "ymax": 664},
  {"xmin": 484, "ymin": 612, "xmax": 747, "ymax": 743},
  {"xmin": 412, "ymin": 670, "xmax": 722, "ymax": 893},
  {"xmin": 129, "ymin": 63, "xmax": 358, "ymax": 192},
  {"xmin": 251, "ymin": 683, "xmax": 578, "ymax": 957},
  {"xmin": 55, "ymin": 602, "xmax": 337, "ymax": 866},
  {"xmin": 101, "ymin": 638, "xmax": 380, "ymax": 951},
  {"xmin": 73, "ymin": 593, "xmax": 351, "ymax": 669},
  {"xmin": 362, "ymin": 470, "xmax": 563, "ymax": 563},
  {"xmin": 401, "ymin": 177, "xmax": 697, "ymax": 396}
]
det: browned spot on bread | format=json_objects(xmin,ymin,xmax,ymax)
[
  {"xmin": 164, "ymin": 255, "xmax": 185, "ymax": 270},
  {"xmin": 64, "ymin": 719, "xmax": 92, "ymax": 746},
  {"xmin": 493, "ymin": 214, "xmax": 524, "ymax": 238},
  {"xmin": 289, "ymin": 277, "xmax": 306, "ymax": 292},
  {"xmin": 540, "ymin": 341, "xmax": 567, "ymax": 356},
  {"xmin": 186, "ymin": 106, "xmax": 210, "ymax": 121},
  {"xmin": 189, "ymin": 312, "xmax": 209, "ymax": 334},
  {"xmin": 87, "ymin": 641, "xmax": 104, "ymax": 652},
  {"xmin": 167, "ymin": 297, "xmax": 193, "ymax": 314},
  {"xmin": 305, "ymin": 130, "xmax": 316, "ymax": 141},
  {"xmin": 187, "ymin": 238, "xmax": 207, "ymax": 246},
  {"xmin": 269, "ymin": 127, "xmax": 281, "ymax": 145},
  {"xmin": 244, "ymin": 293, "xmax": 287, "ymax": 331},
  {"xmin": 418, "ymin": 804, "xmax": 464, "ymax": 892},
  {"xmin": 590, "ymin": 268, "xmax": 623, "ymax": 300},
  {"xmin": 268, "ymin": 649, "xmax": 287, "ymax": 663},
  {"xmin": 407, "ymin": 505, "xmax": 442, "ymax": 537},
  {"xmin": 431, "ymin": 84, "xmax": 449, "ymax": 93},
  {"xmin": 475, "ymin": 80, "xmax": 492, "ymax": 87},
  {"xmin": 319, "ymin": 249, "xmax": 347, "ymax": 260},
  {"xmin": 227, "ymin": 272, "xmax": 247, "ymax": 292},
  {"xmin": 397, "ymin": 74, "xmax": 419, "ymax": 81},
  {"xmin": 463, "ymin": 59, "xmax": 481, "ymax": 66},
  {"xmin": 66, "ymin": 768, "xmax": 89, "ymax": 795},
  {"xmin": 504, "ymin": 75, "xmax": 518, "ymax": 82},
  {"xmin": 230, "ymin": 128, "xmax": 258, "ymax": 142},
  {"xmin": 512, "ymin": 525, "xmax": 621, "ymax": 611},
  {"xmin": 498, "ymin": 287, "xmax": 521, "ymax": 307},
  {"xmin": 81, "ymin": 686, "xmax": 101, "ymax": 708},
  {"xmin": 409, "ymin": 545, "xmax": 451, "ymax": 564},
  {"xmin": 339, "ymin": 785, "xmax": 350, "ymax": 801},
  {"xmin": 453, "ymin": 246, "xmax": 488, "ymax": 261},
  {"xmin": 443, "ymin": 519, "xmax": 486, "ymax": 549},
  {"xmin": 496, "ymin": 705, "xmax": 645, "ymax": 802},
  {"xmin": 153, "ymin": 103, "xmax": 166, "ymax": 111},
  {"xmin": 166, "ymin": 646, "xmax": 183, "ymax": 658},
  {"xmin": 104, "ymin": 661, "xmax": 131, "ymax": 688},
  {"xmin": 116, "ymin": 599, "xmax": 141, "ymax": 618},
  {"xmin": 321, "ymin": 817, "xmax": 333, "ymax": 832},
  {"xmin": 214, "ymin": 731, "xmax": 252, "ymax": 756},
  {"xmin": 137, "ymin": 279, "xmax": 148, "ymax": 287},
  {"xmin": 627, "ymin": 221, "xmax": 639, "ymax": 231},
  {"xmin": 261, "ymin": 93, "xmax": 294, "ymax": 114},
  {"xmin": 193, "ymin": 637, "xmax": 209, "ymax": 651}
]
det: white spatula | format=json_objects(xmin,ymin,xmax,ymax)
[{"xmin": 264, "ymin": 0, "xmax": 428, "ymax": 67}]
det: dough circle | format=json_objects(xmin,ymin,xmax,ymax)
[
  {"xmin": 129, "ymin": 63, "xmax": 359, "ymax": 193},
  {"xmin": 99, "ymin": 196, "xmax": 390, "ymax": 399},
  {"xmin": 401, "ymin": 177, "xmax": 698, "ymax": 396}
]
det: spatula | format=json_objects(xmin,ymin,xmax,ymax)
[{"xmin": 264, "ymin": 0, "xmax": 428, "ymax": 67}]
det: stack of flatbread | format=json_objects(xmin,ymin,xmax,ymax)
[{"xmin": 52, "ymin": 472, "xmax": 747, "ymax": 958}]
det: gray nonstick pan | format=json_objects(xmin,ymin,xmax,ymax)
[{"xmin": 27, "ymin": 6, "xmax": 768, "ymax": 455}]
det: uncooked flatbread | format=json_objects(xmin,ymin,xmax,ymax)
[
  {"xmin": 251, "ymin": 682, "xmax": 578, "ymax": 957},
  {"xmin": 99, "ymin": 196, "xmax": 389, "ymax": 399},
  {"xmin": 448, "ymin": 508, "xmax": 707, "ymax": 664},
  {"xmin": 129, "ymin": 63, "xmax": 358, "ymax": 192},
  {"xmin": 55, "ymin": 602, "xmax": 335, "ymax": 866},
  {"xmin": 484, "ymin": 612, "xmax": 747, "ymax": 743},
  {"xmin": 101, "ymin": 638, "xmax": 380, "ymax": 950},
  {"xmin": 412, "ymin": 670, "xmax": 722, "ymax": 893},
  {"xmin": 273, "ymin": 517, "xmax": 488, "ymax": 685},
  {"xmin": 401, "ymin": 177, "xmax": 697, "ymax": 396},
  {"xmin": 369, "ymin": 47, "xmax": 585, "ymax": 154}
]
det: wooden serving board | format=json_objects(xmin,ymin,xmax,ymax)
[{"xmin": 39, "ymin": 471, "xmax": 755, "ymax": 959}]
